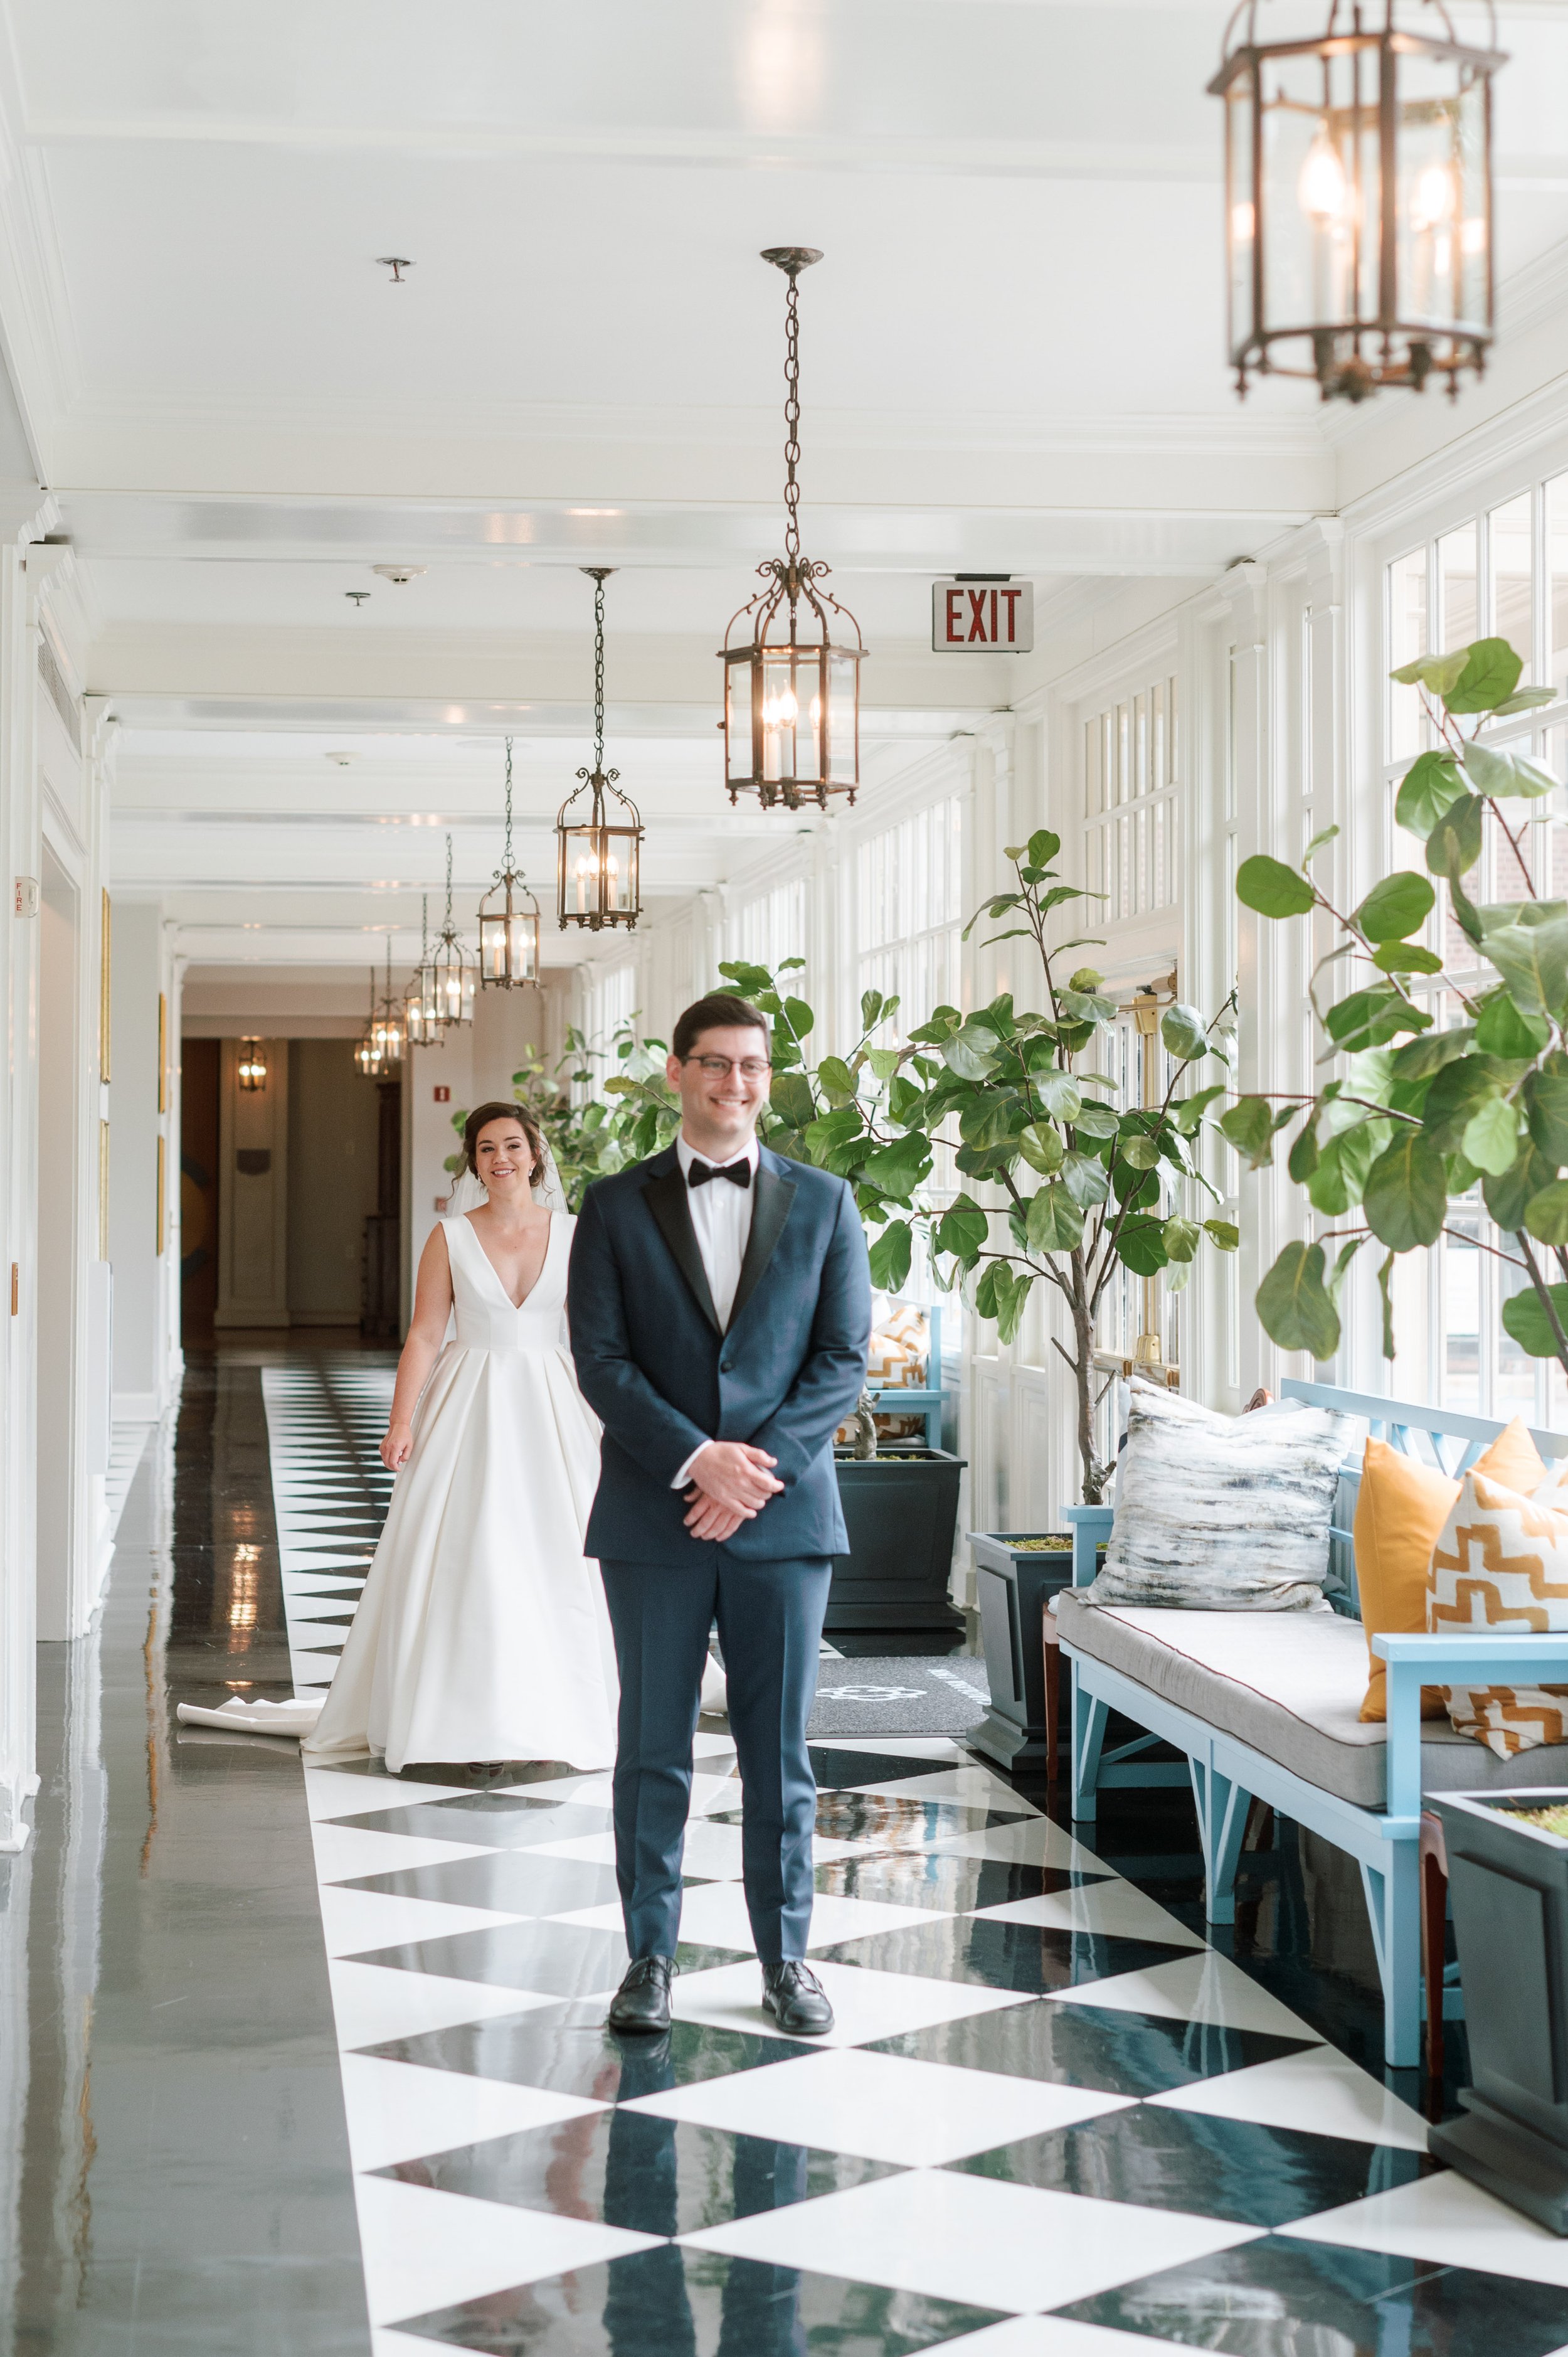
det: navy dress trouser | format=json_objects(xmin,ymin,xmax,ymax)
[{"xmin": 598, "ymin": 1548, "xmax": 832, "ymax": 1964}]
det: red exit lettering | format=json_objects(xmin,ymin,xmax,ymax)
[
  {"xmin": 433, "ymin": 1085, "xmax": 450, "ymax": 1103},
  {"xmin": 932, "ymin": 580, "xmax": 1032, "ymax": 654}
]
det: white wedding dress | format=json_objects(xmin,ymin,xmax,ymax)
[{"xmin": 304, "ymin": 1211, "xmax": 620, "ymax": 1774}]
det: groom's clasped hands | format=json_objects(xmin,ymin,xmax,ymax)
[{"xmin": 682, "ymin": 1439, "xmax": 784, "ymax": 1543}]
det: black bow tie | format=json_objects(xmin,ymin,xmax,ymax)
[{"xmin": 688, "ymin": 1157, "xmax": 751, "ymax": 1191}]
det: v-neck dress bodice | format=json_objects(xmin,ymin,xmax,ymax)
[
  {"xmin": 304, "ymin": 1208, "xmax": 618, "ymax": 1773},
  {"xmin": 447, "ymin": 1210, "xmax": 568, "ymax": 1353}
]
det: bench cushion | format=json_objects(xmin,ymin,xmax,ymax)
[{"xmin": 1055, "ymin": 1587, "xmax": 1568, "ymax": 1809}]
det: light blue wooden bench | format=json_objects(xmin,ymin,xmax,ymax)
[{"xmin": 1059, "ymin": 1381, "xmax": 1568, "ymax": 2069}]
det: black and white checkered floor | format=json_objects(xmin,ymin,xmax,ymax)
[{"xmin": 267, "ymin": 1363, "xmax": 1568, "ymax": 2357}]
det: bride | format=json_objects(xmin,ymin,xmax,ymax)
[{"xmin": 304, "ymin": 1101, "xmax": 620, "ymax": 1774}]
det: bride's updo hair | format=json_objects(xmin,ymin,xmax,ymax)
[{"xmin": 464, "ymin": 1100, "xmax": 546, "ymax": 1187}]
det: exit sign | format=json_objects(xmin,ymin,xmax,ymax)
[{"xmin": 932, "ymin": 579, "xmax": 1032, "ymax": 652}]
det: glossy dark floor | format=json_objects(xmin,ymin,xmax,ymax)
[{"xmin": 7, "ymin": 1348, "xmax": 1567, "ymax": 2357}]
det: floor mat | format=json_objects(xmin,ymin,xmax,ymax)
[{"xmin": 807, "ymin": 1652, "xmax": 989, "ymax": 1737}]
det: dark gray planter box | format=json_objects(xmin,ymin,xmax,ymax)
[
  {"xmin": 968, "ymin": 1532, "xmax": 1076, "ymax": 1774},
  {"xmin": 1431, "ymin": 1789, "xmax": 1568, "ymax": 2233},
  {"xmin": 827, "ymin": 1449, "xmax": 966, "ymax": 1632}
]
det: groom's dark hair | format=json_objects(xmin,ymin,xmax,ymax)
[{"xmin": 672, "ymin": 993, "xmax": 771, "ymax": 1063}]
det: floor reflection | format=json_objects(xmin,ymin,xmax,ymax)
[{"xmin": 0, "ymin": 1353, "xmax": 375, "ymax": 2356}]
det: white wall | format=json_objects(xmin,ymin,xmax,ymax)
[{"xmin": 108, "ymin": 902, "xmax": 176, "ymax": 1420}]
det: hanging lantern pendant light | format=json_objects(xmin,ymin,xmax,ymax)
[
  {"xmin": 556, "ymin": 569, "xmax": 644, "ymax": 931},
  {"xmin": 373, "ymin": 936, "xmax": 405, "ymax": 1067},
  {"xmin": 1210, "ymin": 0, "xmax": 1507, "ymax": 403},
  {"xmin": 479, "ymin": 738, "xmax": 543, "ymax": 986},
  {"xmin": 355, "ymin": 966, "xmax": 382, "ymax": 1077},
  {"xmin": 432, "ymin": 834, "xmax": 477, "ymax": 1029},
  {"xmin": 723, "ymin": 248, "xmax": 864, "ymax": 812},
  {"xmin": 405, "ymin": 893, "xmax": 438, "ymax": 1048}
]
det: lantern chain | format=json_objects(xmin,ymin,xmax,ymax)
[
  {"xmin": 782, "ymin": 272, "xmax": 802, "ymax": 568},
  {"xmin": 502, "ymin": 737, "xmax": 515, "ymax": 875},
  {"xmin": 419, "ymin": 892, "xmax": 429, "ymax": 960},
  {"xmin": 593, "ymin": 575, "xmax": 607, "ymax": 773}
]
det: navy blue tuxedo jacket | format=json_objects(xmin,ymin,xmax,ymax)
[{"xmin": 567, "ymin": 1144, "xmax": 872, "ymax": 1565}]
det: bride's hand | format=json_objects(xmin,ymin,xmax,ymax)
[{"xmin": 381, "ymin": 1422, "xmax": 415, "ymax": 1472}]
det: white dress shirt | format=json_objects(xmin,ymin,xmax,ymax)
[{"xmin": 671, "ymin": 1131, "xmax": 760, "ymax": 1489}]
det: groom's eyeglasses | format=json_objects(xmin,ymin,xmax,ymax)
[{"xmin": 682, "ymin": 1055, "xmax": 772, "ymax": 1080}]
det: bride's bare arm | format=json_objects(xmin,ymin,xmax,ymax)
[{"xmin": 381, "ymin": 1227, "xmax": 455, "ymax": 1471}]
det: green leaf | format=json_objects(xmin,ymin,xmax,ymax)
[
  {"xmin": 1306, "ymin": 1122, "xmax": 1379, "ymax": 1214},
  {"xmin": 1256, "ymin": 1242, "xmax": 1341, "ymax": 1358},
  {"xmin": 1325, "ymin": 986, "xmax": 1431, "ymax": 1052},
  {"xmin": 1476, "ymin": 902, "xmax": 1568, "ymax": 1020},
  {"xmin": 1288, "ymin": 1117, "xmax": 1321, "ymax": 1183},
  {"xmin": 934, "ymin": 1194, "xmax": 988, "ymax": 1262},
  {"xmin": 1484, "ymin": 1143, "xmax": 1555, "ymax": 1231},
  {"xmin": 768, "ymin": 1070, "xmax": 817, "ymax": 1132},
  {"xmin": 1395, "ymin": 750, "xmax": 1466, "ymax": 839},
  {"xmin": 1502, "ymin": 1280, "xmax": 1568, "ymax": 1361},
  {"xmin": 994, "ymin": 1268, "xmax": 1034, "ymax": 1347},
  {"xmin": 867, "ymin": 1220, "xmax": 913, "ymax": 1291},
  {"xmin": 1219, "ymin": 1095, "xmax": 1282, "ymax": 1168},
  {"xmin": 1449, "ymin": 868, "xmax": 1485, "ymax": 944},
  {"xmin": 1034, "ymin": 1073, "xmax": 1082, "ymax": 1123},
  {"xmin": 1461, "ymin": 1095, "xmax": 1520, "ymax": 1176},
  {"xmin": 1377, "ymin": 1249, "xmax": 1397, "ymax": 1359},
  {"xmin": 1443, "ymin": 636, "xmax": 1525, "ymax": 715},
  {"xmin": 1162, "ymin": 1216, "xmax": 1200, "ymax": 1263},
  {"xmin": 1390, "ymin": 647, "xmax": 1470, "ymax": 693},
  {"xmin": 1161, "ymin": 1001, "xmax": 1210, "ymax": 1061},
  {"xmin": 815, "ymin": 1055, "xmax": 859, "ymax": 1108},
  {"xmin": 1061, "ymin": 1151, "xmax": 1111, "ymax": 1208},
  {"xmin": 1027, "ymin": 829, "xmax": 1061, "ymax": 870},
  {"xmin": 1118, "ymin": 1134, "xmax": 1161, "ymax": 1169},
  {"xmin": 1463, "ymin": 738, "xmax": 1560, "ymax": 801},
  {"xmin": 1071, "ymin": 1100, "xmax": 1120, "ymax": 1139},
  {"xmin": 1390, "ymin": 1025, "xmax": 1476, "ymax": 1080},
  {"xmin": 1493, "ymin": 688, "xmax": 1559, "ymax": 716},
  {"xmin": 1372, "ymin": 941, "xmax": 1444, "ymax": 976},
  {"xmin": 718, "ymin": 959, "xmax": 773, "ymax": 994},
  {"xmin": 1527, "ymin": 1072, "xmax": 1568, "ymax": 1164},
  {"xmin": 865, "ymin": 1046, "xmax": 902, "ymax": 1082},
  {"xmin": 941, "ymin": 1022, "xmax": 1001, "ymax": 1082},
  {"xmin": 960, "ymin": 1095, "xmax": 1025, "ymax": 1151},
  {"xmin": 1017, "ymin": 1120, "xmax": 1064, "ymax": 1176},
  {"xmin": 1057, "ymin": 986, "xmax": 1116, "ymax": 1026},
  {"xmin": 1237, "ymin": 854, "xmax": 1315, "ymax": 919},
  {"xmin": 1364, "ymin": 1131, "xmax": 1448, "ymax": 1249},
  {"xmin": 1526, "ymin": 1181, "xmax": 1568, "ymax": 1245},
  {"xmin": 859, "ymin": 1132, "xmax": 933, "ymax": 1203},
  {"xmin": 1025, "ymin": 1184, "xmax": 1084, "ymax": 1253},
  {"xmin": 859, "ymin": 987, "xmax": 886, "ymax": 1031},
  {"xmin": 781, "ymin": 996, "xmax": 814, "ymax": 1040},
  {"xmin": 1304, "ymin": 824, "xmax": 1340, "ymax": 862},
  {"xmin": 1326, "ymin": 1235, "xmax": 1367, "ymax": 1307},
  {"xmin": 1204, "ymin": 1218, "xmax": 1241, "ymax": 1252},
  {"xmin": 1115, "ymin": 1216, "xmax": 1170, "ymax": 1277},
  {"xmin": 1420, "ymin": 1052, "xmax": 1503, "ymax": 1152},
  {"xmin": 1172, "ymin": 1083, "xmax": 1227, "ymax": 1134},
  {"xmin": 1474, "ymin": 991, "xmax": 1549, "ymax": 1058},
  {"xmin": 1355, "ymin": 871, "xmax": 1436, "ymax": 943},
  {"xmin": 1426, "ymin": 792, "xmax": 1485, "ymax": 878}
]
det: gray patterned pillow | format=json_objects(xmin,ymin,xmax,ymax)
[{"xmin": 1084, "ymin": 1380, "xmax": 1352, "ymax": 1611}]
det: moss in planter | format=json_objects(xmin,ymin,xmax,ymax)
[
  {"xmin": 1012, "ymin": 1536, "xmax": 1071, "ymax": 1552},
  {"xmin": 1498, "ymin": 1802, "xmax": 1568, "ymax": 1838}
]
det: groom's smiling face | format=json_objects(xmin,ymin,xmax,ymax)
[{"xmin": 667, "ymin": 1023, "xmax": 771, "ymax": 1159}]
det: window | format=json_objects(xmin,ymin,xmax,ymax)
[
  {"xmin": 1383, "ymin": 473, "xmax": 1568, "ymax": 1422},
  {"xmin": 733, "ymin": 876, "xmax": 808, "ymax": 991},
  {"xmin": 584, "ymin": 960, "xmax": 638, "ymax": 1088},
  {"xmin": 1083, "ymin": 673, "xmax": 1179, "ymax": 923},
  {"xmin": 855, "ymin": 795, "xmax": 964, "ymax": 1033}
]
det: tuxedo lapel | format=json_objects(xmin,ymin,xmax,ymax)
[
  {"xmin": 729, "ymin": 1154, "xmax": 797, "ymax": 1329},
  {"xmin": 641, "ymin": 1156, "xmax": 723, "ymax": 1335}
]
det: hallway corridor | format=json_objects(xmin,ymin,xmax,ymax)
[{"xmin": 8, "ymin": 1355, "xmax": 1568, "ymax": 2354}]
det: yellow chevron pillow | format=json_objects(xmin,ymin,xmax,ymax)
[{"xmin": 1428, "ymin": 1469, "xmax": 1568, "ymax": 1757}]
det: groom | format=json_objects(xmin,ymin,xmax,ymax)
[{"xmin": 568, "ymin": 991, "xmax": 871, "ymax": 2036}]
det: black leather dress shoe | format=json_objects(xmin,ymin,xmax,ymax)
[
  {"xmin": 761, "ymin": 1960, "xmax": 834, "ymax": 2035},
  {"xmin": 608, "ymin": 1955, "xmax": 675, "ymax": 2034}
]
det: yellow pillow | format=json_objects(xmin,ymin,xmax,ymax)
[
  {"xmin": 1429, "ymin": 1469, "xmax": 1568, "ymax": 1756},
  {"xmin": 1355, "ymin": 1416, "xmax": 1547, "ymax": 1722}
]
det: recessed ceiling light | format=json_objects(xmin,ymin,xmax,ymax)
[
  {"xmin": 373, "ymin": 564, "xmax": 427, "ymax": 585},
  {"xmin": 325, "ymin": 750, "xmax": 358, "ymax": 767},
  {"xmin": 568, "ymin": 509, "xmax": 621, "ymax": 518}
]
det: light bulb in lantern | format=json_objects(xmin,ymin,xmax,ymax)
[
  {"xmin": 1411, "ymin": 161, "xmax": 1457, "ymax": 233},
  {"xmin": 1300, "ymin": 131, "xmax": 1348, "ymax": 225},
  {"xmin": 762, "ymin": 683, "xmax": 799, "ymax": 731},
  {"xmin": 1231, "ymin": 200, "xmax": 1255, "ymax": 245}
]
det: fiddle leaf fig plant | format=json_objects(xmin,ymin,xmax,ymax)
[{"xmin": 1237, "ymin": 634, "xmax": 1568, "ymax": 1373}]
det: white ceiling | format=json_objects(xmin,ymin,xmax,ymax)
[{"xmin": 1, "ymin": 0, "xmax": 1565, "ymax": 976}]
